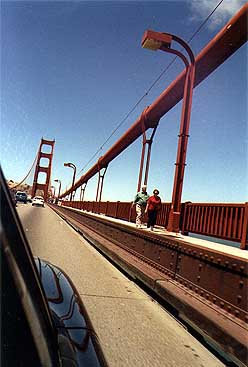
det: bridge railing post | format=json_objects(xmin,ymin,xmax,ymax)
[
  {"xmin": 240, "ymin": 202, "xmax": 248, "ymax": 250},
  {"xmin": 115, "ymin": 201, "xmax": 120, "ymax": 219},
  {"xmin": 181, "ymin": 201, "xmax": 191, "ymax": 235},
  {"xmin": 128, "ymin": 202, "xmax": 133, "ymax": 222}
]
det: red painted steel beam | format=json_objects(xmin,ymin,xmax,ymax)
[{"xmin": 61, "ymin": 4, "xmax": 248, "ymax": 197}]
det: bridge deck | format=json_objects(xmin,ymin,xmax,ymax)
[
  {"xmin": 51, "ymin": 204, "xmax": 248, "ymax": 365},
  {"xmin": 18, "ymin": 203, "xmax": 226, "ymax": 367}
]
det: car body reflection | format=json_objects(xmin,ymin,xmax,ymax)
[{"xmin": 36, "ymin": 258, "xmax": 107, "ymax": 366}]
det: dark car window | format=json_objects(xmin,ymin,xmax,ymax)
[{"xmin": 1, "ymin": 247, "xmax": 42, "ymax": 366}]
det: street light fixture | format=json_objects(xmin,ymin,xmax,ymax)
[
  {"xmin": 54, "ymin": 179, "xmax": 61, "ymax": 200},
  {"xmin": 142, "ymin": 30, "xmax": 172, "ymax": 50},
  {"xmin": 64, "ymin": 162, "xmax": 76, "ymax": 201},
  {"xmin": 142, "ymin": 29, "xmax": 195, "ymax": 233}
]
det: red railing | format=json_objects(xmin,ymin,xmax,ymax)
[
  {"xmin": 61, "ymin": 200, "xmax": 247, "ymax": 249},
  {"xmin": 181, "ymin": 203, "xmax": 248, "ymax": 249}
]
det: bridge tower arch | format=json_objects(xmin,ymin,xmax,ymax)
[{"xmin": 31, "ymin": 138, "xmax": 55, "ymax": 200}]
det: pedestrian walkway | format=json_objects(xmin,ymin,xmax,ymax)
[{"xmin": 72, "ymin": 207, "xmax": 248, "ymax": 260}]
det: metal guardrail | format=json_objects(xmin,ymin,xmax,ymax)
[
  {"xmin": 181, "ymin": 203, "xmax": 248, "ymax": 248},
  {"xmin": 61, "ymin": 200, "xmax": 248, "ymax": 249}
]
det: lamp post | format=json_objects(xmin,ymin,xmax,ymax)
[
  {"xmin": 64, "ymin": 162, "xmax": 76, "ymax": 201},
  {"xmin": 54, "ymin": 179, "xmax": 61, "ymax": 200},
  {"xmin": 142, "ymin": 29, "xmax": 195, "ymax": 232},
  {"xmin": 50, "ymin": 185, "xmax": 55, "ymax": 197}
]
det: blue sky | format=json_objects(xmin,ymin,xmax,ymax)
[{"xmin": 1, "ymin": 0, "xmax": 247, "ymax": 203}]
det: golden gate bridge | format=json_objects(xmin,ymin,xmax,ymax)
[
  {"xmin": 13, "ymin": 4, "xmax": 247, "ymax": 249},
  {"xmin": 8, "ymin": 5, "xmax": 248, "ymax": 365}
]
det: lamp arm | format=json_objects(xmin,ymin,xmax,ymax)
[
  {"xmin": 170, "ymin": 34, "xmax": 195, "ymax": 65},
  {"xmin": 69, "ymin": 163, "xmax": 76, "ymax": 170},
  {"xmin": 159, "ymin": 46, "xmax": 189, "ymax": 68}
]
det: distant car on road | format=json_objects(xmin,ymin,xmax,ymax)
[
  {"xmin": 16, "ymin": 191, "xmax": 27, "ymax": 204},
  {"xmin": 32, "ymin": 196, "xmax": 45, "ymax": 207}
]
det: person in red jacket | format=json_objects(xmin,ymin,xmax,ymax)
[{"xmin": 145, "ymin": 189, "xmax": 162, "ymax": 231}]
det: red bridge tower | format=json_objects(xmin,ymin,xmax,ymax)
[{"xmin": 32, "ymin": 138, "xmax": 55, "ymax": 200}]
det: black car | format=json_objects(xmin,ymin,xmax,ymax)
[
  {"xmin": 9, "ymin": 188, "xmax": 17, "ymax": 206},
  {"xmin": 15, "ymin": 191, "xmax": 27, "ymax": 203},
  {"xmin": 1, "ymin": 168, "xmax": 108, "ymax": 367}
]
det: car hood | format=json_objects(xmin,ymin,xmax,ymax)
[{"xmin": 35, "ymin": 258, "xmax": 108, "ymax": 367}]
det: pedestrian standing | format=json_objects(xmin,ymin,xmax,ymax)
[
  {"xmin": 132, "ymin": 185, "xmax": 149, "ymax": 228},
  {"xmin": 145, "ymin": 189, "xmax": 162, "ymax": 231}
]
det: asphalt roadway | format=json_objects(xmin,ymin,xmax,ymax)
[{"xmin": 16, "ymin": 203, "xmax": 225, "ymax": 367}]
